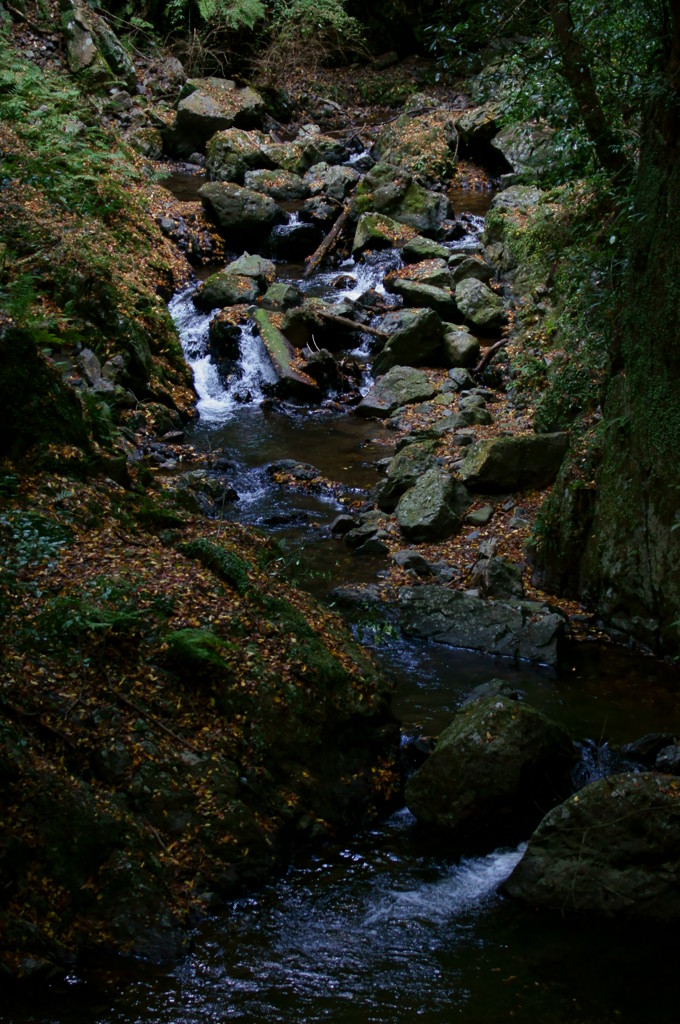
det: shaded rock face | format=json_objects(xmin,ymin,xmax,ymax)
[
  {"xmin": 399, "ymin": 586, "xmax": 565, "ymax": 666},
  {"xmin": 373, "ymin": 307, "xmax": 444, "ymax": 374},
  {"xmin": 174, "ymin": 78, "xmax": 265, "ymax": 153},
  {"xmin": 405, "ymin": 695, "xmax": 575, "ymax": 850},
  {"xmin": 504, "ymin": 772, "xmax": 680, "ymax": 923},
  {"xmin": 356, "ymin": 366, "xmax": 435, "ymax": 418},
  {"xmin": 460, "ymin": 433, "xmax": 569, "ymax": 491},
  {"xmin": 396, "ymin": 467, "xmax": 470, "ymax": 541}
]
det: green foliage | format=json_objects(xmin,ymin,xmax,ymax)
[
  {"xmin": 178, "ymin": 538, "xmax": 252, "ymax": 594},
  {"xmin": 35, "ymin": 577, "xmax": 145, "ymax": 643},
  {"xmin": 260, "ymin": 595, "xmax": 350, "ymax": 688}
]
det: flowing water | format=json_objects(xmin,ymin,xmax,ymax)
[{"xmin": 5, "ymin": 171, "xmax": 679, "ymax": 1024}]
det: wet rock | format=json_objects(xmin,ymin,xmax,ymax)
[
  {"xmin": 402, "ymin": 235, "xmax": 452, "ymax": 262},
  {"xmin": 396, "ymin": 467, "xmax": 470, "ymax": 541},
  {"xmin": 299, "ymin": 195, "xmax": 337, "ymax": 227},
  {"xmin": 208, "ymin": 308, "xmax": 247, "ymax": 358},
  {"xmin": 198, "ymin": 181, "xmax": 286, "ymax": 238},
  {"xmin": 261, "ymin": 282, "xmax": 303, "ymax": 310},
  {"xmin": 399, "ymin": 586, "xmax": 566, "ymax": 665},
  {"xmin": 391, "ymin": 549, "xmax": 433, "ymax": 575},
  {"xmin": 454, "ymin": 278, "xmax": 506, "ymax": 333},
  {"xmin": 205, "ymin": 127, "xmax": 271, "ymax": 183},
  {"xmin": 225, "ymin": 254, "xmax": 276, "ymax": 289},
  {"xmin": 459, "ymin": 433, "xmax": 569, "ymax": 491},
  {"xmin": 268, "ymin": 220, "xmax": 322, "ymax": 260},
  {"xmin": 655, "ymin": 743, "xmax": 680, "ymax": 774},
  {"xmin": 281, "ymin": 298, "xmax": 365, "ymax": 351},
  {"xmin": 330, "ymin": 514, "xmax": 357, "ymax": 535},
  {"xmin": 504, "ymin": 772, "xmax": 680, "ymax": 922},
  {"xmin": 353, "ymin": 161, "xmax": 449, "ymax": 237},
  {"xmin": 174, "ymin": 78, "xmax": 265, "ymax": 152},
  {"xmin": 194, "ymin": 271, "xmax": 260, "ymax": 311},
  {"xmin": 377, "ymin": 440, "xmax": 438, "ymax": 512},
  {"xmin": 442, "ymin": 326, "xmax": 480, "ymax": 368},
  {"xmin": 244, "ymin": 168, "xmax": 309, "ymax": 202},
  {"xmin": 462, "ymin": 677, "xmax": 524, "ymax": 704},
  {"xmin": 352, "ymin": 212, "xmax": 417, "ymax": 254},
  {"xmin": 405, "ymin": 694, "xmax": 575, "ymax": 848},
  {"xmin": 388, "ymin": 258, "xmax": 452, "ymax": 290},
  {"xmin": 372, "ymin": 307, "xmax": 445, "ymax": 375},
  {"xmin": 356, "ymin": 365, "xmax": 435, "ymax": 418}
]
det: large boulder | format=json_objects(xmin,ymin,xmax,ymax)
[
  {"xmin": 405, "ymin": 695, "xmax": 575, "ymax": 849},
  {"xmin": 174, "ymin": 78, "xmax": 265, "ymax": 152},
  {"xmin": 244, "ymin": 168, "xmax": 309, "ymax": 202},
  {"xmin": 396, "ymin": 468, "xmax": 470, "ymax": 541},
  {"xmin": 304, "ymin": 162, "xmax": 360, "ymax": 202},
  {"xmin": 376, "ymin": 440, "xmax": 437, "ymax": 511},
  {"xmin": 490, "ymin": 122, "xmax": 556, "ymax": 183},
  {"xmin": 459, "ymin": 433, "xmax": 569, "ymax": 491},
  {"xmin": 352, "ymin": 213, "xmax": 417, "ymax": 254},
  {"xmin": 399, "ymin": 586, "xmax": 566, "ymax": 665},
  {"xmin": 198, "ymin": 181, "xmax": 286, "ymax": 238},
  {"xmin": 373, "ymin": 307, "xmax": 444, "ymax": 375},
  {"xmin": 454, "ymin": 278, "xmax": 506, "ymax": 332},
  {"xmin": 374, "ymin": 100, "xmax": 459, "ymax": 183},
  {"xmin": 61, "ymin": 2, "xmax": 137, "ymax": 89},
  {"xmin": 442, "ymin": 326, "xmax": 480, "ymax": 368},
  {"xmin": 356, "ymin": 366, "xmax": 435, "ymax": 418},
  {"xmin": 505, "ymin": 772, "xmax": 680, "ymax": 923},
  {"xmin": 205, "ymin": 128, "xmax": 271, "ymax": 183},
  {"xmin": 352, "ymin": 162, "xmax": 449, "ymax": 237},
  {"xmin": 193, "ymin": 272, "xmax": 259, "ymax": 311}
]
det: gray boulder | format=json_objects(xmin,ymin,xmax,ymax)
[
  {"xmin": 399, "ymin": 586, "xmax": 566, "ymax": 665},
  {"xmin": 454, "ymin": 278, "xmax": 506, "ymax": 332},
  {"xmin": 206, "ymin": 128, "xmax": 271, "ymax": 182},
  {"xmin": 504, "ymin": 772, "xmax": 680, "ymax": 923},
  {"xmin": 395, "ymin": 468, "xmax": 470, "ymax": 541},
  {"xmin": 193, "ymin": 271, "xmax": 259, "ymax": 310},
  {"xmin": 449, "ymin": 254, "xmax": 494, "ymax": 284},
  {"xmin": 377, "ymin": 441, "xmax": 438, "ymax": 511},
  {"xmin": 304, "ymin": 162, "xmax": 360, "ymax": 201},
  {"xmin": 198, "ymin": 181, "xmax": 286, "ymax": 237},
  {"xmin": 244, "ymin": 168, "xmax": 309, "ymax": 202},
  {"xmin": 402, "ymin": 236, "xmax": 452, "ymax": 263},
  {"xmin": 490, "ymin": 122, "xmax": 556, "ymax": 183},
  {"xmin": 405, "ymin": 694, "xmax": 575, "ymax": 848},
  {"xmin": 175, "ymin": 78, "xmax": 265, "ymax": 151},
  {"xmin": 442, "ymin": 326, "xmax": 480, "ymax": 368},
  {"xmin": 356, "ymin": 366, "xmax": 435, "ymax": 418},
  {"xmin": 459, "ymin": 433, "xmax": 569, "ymax": 491},
  {"xmin": 352, "ymin": 213, "xmax": 417, "ymax": 254},
  {"xmin": 385, "ymin": 280, "xmax": 459, "ymax": 322},
  {"xmin": 373, "ymin": 308, "xmax": 444, "ymax": 375}
]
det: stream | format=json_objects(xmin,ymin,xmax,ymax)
[{"xmin": 6, "ymin": 173, "xmax": 680, "ymax": 1024}]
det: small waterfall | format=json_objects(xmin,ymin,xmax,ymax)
[{"xmin": 168, "ymin": 286, "xmax": 277, "ymax": 424}]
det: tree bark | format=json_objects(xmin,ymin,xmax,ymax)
[{"xmin": 549, "ymin": 0, "xmax": 627, "ymax": 176}]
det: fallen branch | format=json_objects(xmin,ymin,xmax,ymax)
[
  {"xmin": 316, "ymin": 309, "xmax": 387, "ymax": 339},
  {"xmin": 473, "ymin": 337, "xmax": 509, "ymax": 375},
  {"xmin": 303, "ymin": 202, "xmax": 353, "ymax": 279}
]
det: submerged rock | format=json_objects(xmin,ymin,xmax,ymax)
[
  {"xmin": 405, "ymin": 694, "xmax": 575, "ymax": 849},
  {"xmin": 504, "ymin": 772, "xmax": 680, "ymax": 923},
  {"xmin": 399, "ymin": 586, "xmax": 565, "ymax": 665}
]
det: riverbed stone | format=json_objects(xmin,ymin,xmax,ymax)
[
  {"xmin": 396, "ymin": 467, "xmax": 470, "ymax": 541},
  {"xmin": 402, "ymin": 235, "xmax": 452, "ymax": 262},
  {"xmin": 356, "ymin": 366, "xmax": 435, "ymax": 418},
  {"xmin": 377, "ymin": 440, "xmax": 438, "ymax": 511},
  {"xmin": 373, "ymin": 308, "xmax": 444, "ymax": 375},
  {"xmin": 504, "ymin": 772, "xmax": 680, "ymax": 923},
  {"xmin": 244, "ymin": 168, "xmax": 309, "ymax": 202},
  {"xmin": 205, "ymin": 127, "xmax": 271, "ymax": 182},
  {"xmin": 385, "ymin": 280, "xmax": 459, "ymax": 322},
  {"xmin": 454, "ymin": 278, "xmax": 506, "ymax": 332},
  {"xmin": 353, "ymin": 161, "xmax": 450, "ymax": 237},
  {"xmin": 387, "ymin": 259, "xmax": 452, "ymax": 291},
  {"xmin": 352, "ymin": 213, "xmax": 417, "ymax": 254},
  {"xmin": 405, "ymin": 694, "xmax": 575, "ymax": 848},
  {"xmin": 399, "ymin": 586, "xmax": 566, "ymax": 665},
  {"xmin": 442, "ymin": 326, "xmax": 480, "ymax": 368},
  {"xmin": 198, "ymin": 181, "xmax": 286, "ymax": 237},
  {"xmin": 175, "ymin": 78, "xmax": 265, "ymax": 152},
  {"xmin": 449, "ymin": 254, "xmax": 494, "ymax": 285},
  {"xmin": 261, "ymin": 282, "xmax": 303, "ymax": 310},
  {"xmin": 304, "ymin": 162, "xmax": 360, "ymax": 201},
  {"xmin": 193, "ymin": 271, "xmax": 260, "ymax": 311},
  {"xmin": 459, "ymin": 433, "xmax": 569, "ymax": 491}
]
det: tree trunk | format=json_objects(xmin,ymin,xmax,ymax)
[{"xmin": 549, "ymin": 0, "xmax": 627, "ymax": 176}]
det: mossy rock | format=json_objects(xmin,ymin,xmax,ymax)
[{"xmin": 206, "ymin": 127, "xmax": 270, "ymax": 183}]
